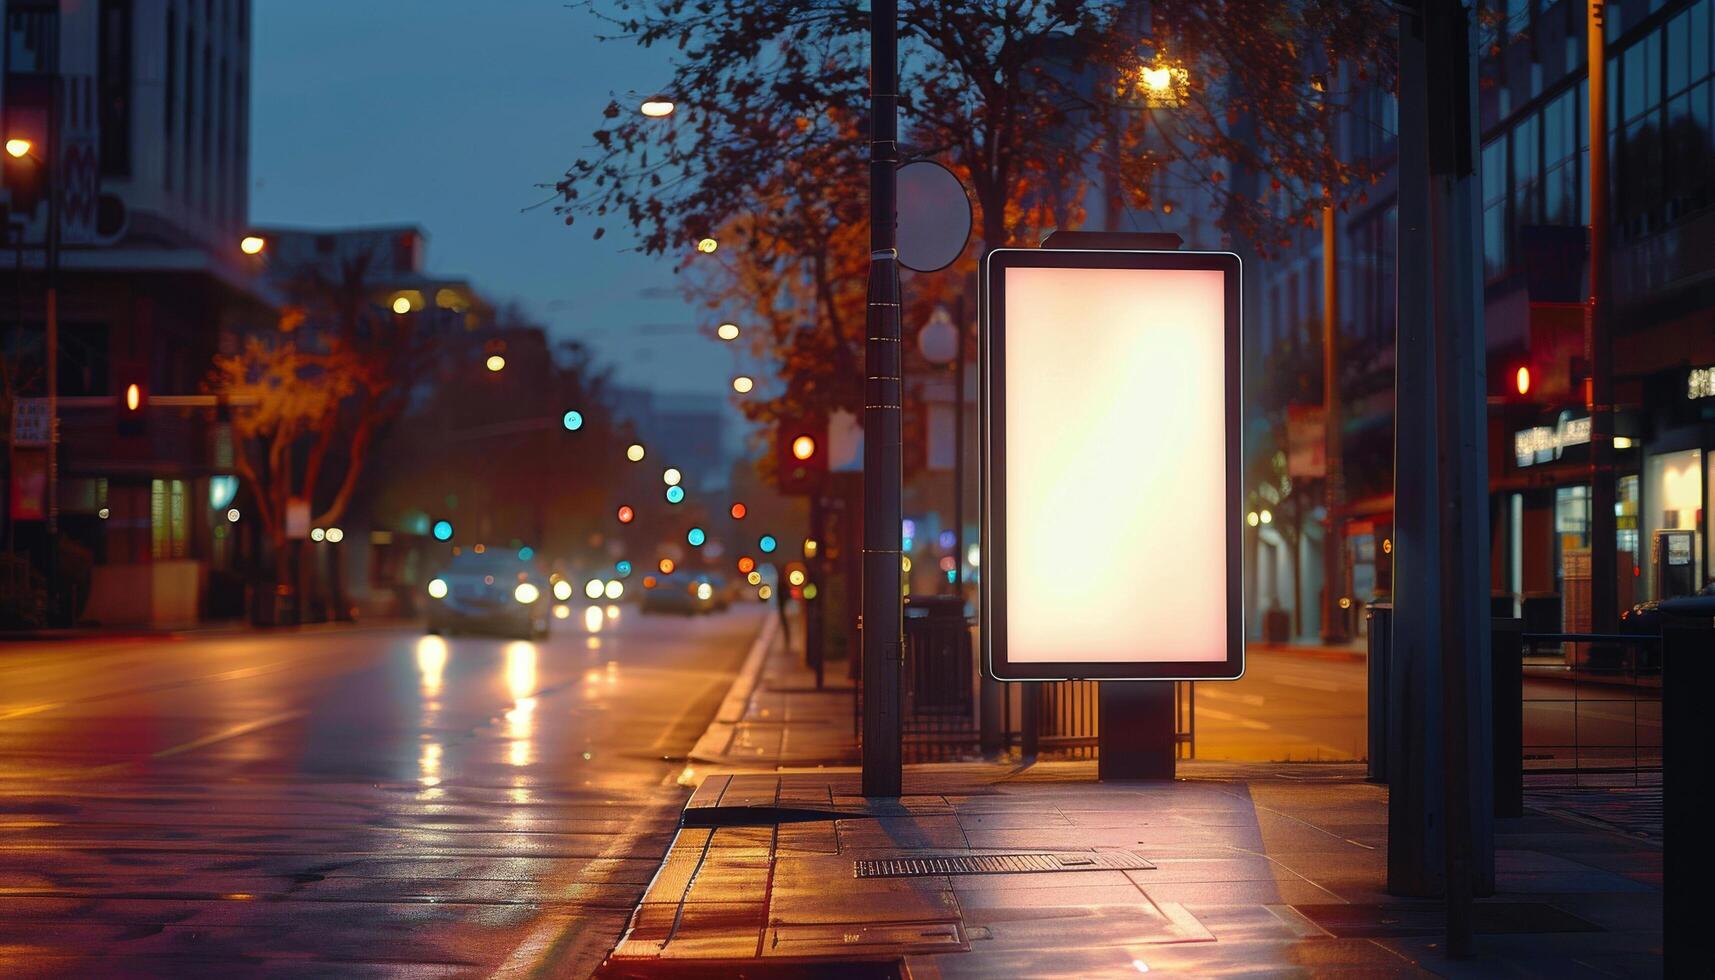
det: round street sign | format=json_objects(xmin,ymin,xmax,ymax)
[{"xmin": 897, "ymin": 160, "xmax": 972, "ymax": 273}]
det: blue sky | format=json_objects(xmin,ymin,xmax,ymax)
[{"xmin": 249, "ymin": 1, "xmax": 726, "ymax": 397}]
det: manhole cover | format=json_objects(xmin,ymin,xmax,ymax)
[{"xmin": 854, "ymin": 851, "xmax": 1154, "ymax": 878}]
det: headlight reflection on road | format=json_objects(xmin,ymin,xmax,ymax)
[
  {"xmin": 419, "ymin": 741, "xmax": 443, "ymax": 788},
  {"xmin": 605, "ymin": 604, "xmax": 621, "ymax": 621},
  {"xmin": 504, "ymin": 643, "xmax": 537, "ymax": 769},
  {"xmin": 416, "ymin": 636, "xmax": 448, "ymax": 699},
  {"xmin": 584, "ymin": 605, "xmax": 604, "ymax": 633}
]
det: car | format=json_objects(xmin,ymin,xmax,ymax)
[
  {"xmin": 640, "ymin": 573, "xmax": 718, "ymax": 615},
  {"xmin": 424, "ymin": 551, "xmax": 551, "ymax": 639},
  {"xmin": 1621, "ymin": 581, "xmax": 1715, "ymax": 634}
]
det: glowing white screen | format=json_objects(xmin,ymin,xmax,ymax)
[{"xmin": 1003, "ymin": 264, "xmax": 1228, "ymax": 664}]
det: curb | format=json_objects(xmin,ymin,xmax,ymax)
[{"xmin": 685, "ymin": 612, "xmax": 779, "ymax": 764}]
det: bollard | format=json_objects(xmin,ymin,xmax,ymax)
[
  {"xmin": 1490, "ymin": 618, "xmax": 1523, "ymax": 818},
  {"xmin": 1665, "ymin": 621, "xmax": 1715, "ymax": 960},
  {"xmin": 1367, "ymin": 603, "xmax": 1393, "ymax": 782}
]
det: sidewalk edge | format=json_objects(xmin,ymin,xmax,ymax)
[{"xmin": 686, "ymin": 612, "xmax": 779, "ymax": 764}]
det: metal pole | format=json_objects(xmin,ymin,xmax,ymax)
[
  {"xmin": 1426, "ymin": 0, "xmax": 1495, "ymax": 955},
  {"xmin": 1322, "ymin": 204, "xmax": 1348, "ymax": 643},
  {"xmin": 45, "ymin": 77, "xmax": 60, "ymax": 626},
  {"xmin": 1388, "ymin": 0, "xmax": 1446, "ymax": 901},
  {"xmin": 1586, "ymin": 0, "xmax": 1617, "ymax": 630},
  {"xmin": 861, "ymin": 0, "xmax": 904, "ymax": 798},
  {"xmin": 952, "ymin": 289, "xmax": 966, "ymax": 592}
]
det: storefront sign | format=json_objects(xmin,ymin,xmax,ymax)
[
  {"xmin": 1514, "ymin": 412, "xmax": 1590, "ymax": 467},
  {"xmin": 981, "ymin": 247, "xmax": 1242, "ymax": 681},
  {"xmin": 1689, "ymin": 366, "xmax": 1715, "ymax": 400},
  {"xmin": 10, "ymin": 398, "xmax": 50, "ymax": 447}
]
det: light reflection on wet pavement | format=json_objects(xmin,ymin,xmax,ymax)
[{"xmin": 0, "ymin": 607, "xmax": 763, "ymax": 977}]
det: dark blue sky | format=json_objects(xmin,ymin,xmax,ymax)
[{"xmin": 249, "ymin": 1, "xmax": 725, "ymax": 397}]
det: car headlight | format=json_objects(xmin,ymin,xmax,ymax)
[
  {"xmin": 515, "ymin": 582, "xmax": 540, "ymax": 604},
  {"xmin": 427, "ymin": 578, "xmax": 448, "ymax": 599},
  {"xmin": 553, "ymin": 579, "xmax": 574, "ymax": 601}
]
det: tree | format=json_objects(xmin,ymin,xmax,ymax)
[
  {"xmin": 207, "ymin": 252, "xmax": 432, "ymax": 604},
  {"xmin": 559, "ymin": 0, "xmax": 1395, "ymax": 429}
]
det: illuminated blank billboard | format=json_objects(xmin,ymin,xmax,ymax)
[{"xmin": 981, "ymin": 249, "xmax": 1243, "ymax": 681}]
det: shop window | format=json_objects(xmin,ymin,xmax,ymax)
[
  {"xmin": 150, "ymin": 479, "xmax": 190, "ymax": 560},
  {"xmin": 1642, "ymin": 449, "xmax": 1703, "ymax": 599}
]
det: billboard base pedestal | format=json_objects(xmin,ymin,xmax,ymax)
[{"xmin": 1097, "ymin": 682, "xmax": 1176, "ymax": 780}]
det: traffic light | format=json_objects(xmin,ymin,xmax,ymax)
[
  {"xmin": 117, "ymin": 381, "xmax": 146, "ymax": 437},
  {"xmin": 776, "ymin": 420, "xmax": 827, "ymax": 495}
]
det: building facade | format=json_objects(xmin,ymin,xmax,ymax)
[
  {"xmin": 1246, "ymin": 0, "xmax": 1715, "ymax": 640},
  {"xmin": 3, "ymin": 0, "xmax": 271, "ymax": 626}
]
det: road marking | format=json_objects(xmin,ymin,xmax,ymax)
[
  {"xmin": 1197, "ymin": 688, "xmax": 1265, "ymax": 707},
  {"xmin": 151, "ymin": 710, "xmax": 306, "ymax": 759},
  {"xmin": 1273, "ymin": 675, "xmax": 1344, "ymax": 693},
  {"xmin": 1194, "ymin": 706, "xmax": 1272, "ymax": 731}
]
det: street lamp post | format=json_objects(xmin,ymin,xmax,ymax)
[
  {"xmin": 7, "ymin": 92, "xmax": 63, "ymax": 623},
  {"xmin": 917, "ymin": 301, "xmax": 966, "ymax": 595},
  {"xmin": 862, "ymin": 0, "xmax": 904, "ymax": 798}
]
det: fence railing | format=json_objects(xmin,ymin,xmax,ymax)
[
  {"xmin": 1517, "ymin": 631, "xmax": 1662, "ymax": 788},
  {"xmin": 890, "ymin": 599, "xmax": 1194, "ymax": 762}
]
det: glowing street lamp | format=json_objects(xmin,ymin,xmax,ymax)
[
  {"xmin": 640, "ymin": 99, "xmax": 675, "ymax": 118},
  {"xmin": 716, "ymin": 322, "xmax": 740, "ymax": 341},
  {"xmin": 240, "ymin": 235, "xmax": 266, "ymax": 255},
  {"xmin": 4, "ymin": 138, "xmax": 32, "ymax": 158},
  {"xmin": 696, "ymin": 237, "xmax": 719, "ymax": 254},
  {"xmin": 485, "ymin": 354, "xmax": 506, "ymax": 372},
  {"xmin": 392, "ymin": 296, "xmax": 413, "ymax": 314},
  {"xmin": 732, "ymin": 376, "xmax": 754, "ymax": 394}
]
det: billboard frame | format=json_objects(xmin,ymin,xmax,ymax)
[{"xmin": 980, "ymin": 247, "xmax": 1244, "ymax": 682}]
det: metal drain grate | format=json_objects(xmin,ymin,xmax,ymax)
[{"xmin": 854, "ymin": 851, "xmax": 1154, "ymax": 878}]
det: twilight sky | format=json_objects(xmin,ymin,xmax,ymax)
[{"xmin": 249, "ymin": 1, "xmax": 727, "ymax": 397}]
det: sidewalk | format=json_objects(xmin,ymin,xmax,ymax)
[{"xmin": 602, "ymin": 632, "xmax": 1664, "ymax": 977}]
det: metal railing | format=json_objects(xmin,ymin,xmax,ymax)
[
  {"xmin": 1518, "ymin": 631, "xmax": 1662, "ymax": 788},
  {"xmin": 888, "ymin": 599, "xmax": 1196, "ymax": 762}
]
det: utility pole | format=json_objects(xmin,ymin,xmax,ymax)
[
  {"xmin": 861, "ymin": 0, "xmax": 904, "ymax": 797},
  {"xmin": 1321, "ymin": 202, "xmax": 1348, "ymax": 644},
  {"xmin": 1390, "ymin": 6, "xmax": 1495, "ymax": 964},
  {"xmin": 45, "ymin": 76, "xmax": 61, "ymax": 626},
  {"xmin": 1586, "ymin": 0, "xmax": 1617, "ymax": 629}
]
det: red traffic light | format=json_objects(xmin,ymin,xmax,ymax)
[{"xmin": 776, "ymin": 422, "xmax": 827, "ymax": 496}]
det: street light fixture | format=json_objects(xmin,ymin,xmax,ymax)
[
  {"xmin": 240, "ymin": 235, "xmax": 266, "ymax": 255},
  {"xmin": 640, "ymin": 99, "xmax": 675, "ymax": 118},
  {"xmin": 732, "ymin": 376, "xmax": 754, "ymax": 394},
  {"xmin": 485, "ymin": 354, "xmax": 506, "ymax": 372},
  {"xmin": 716, "ymin": 322, "xmax": 740, "ymax": 341},
  {"xmin": 4, "ymin": 138, "xmax": 31, "ymax": 158}
]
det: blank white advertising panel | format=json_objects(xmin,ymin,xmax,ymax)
[{"xmin": 982, "ymin": 249, "xmax": 1242, "ymax": 680}]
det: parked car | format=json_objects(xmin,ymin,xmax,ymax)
[
  {"xmin": 424, "ymin": 551, "xmax": 551, "ymax": 639},
  {"xmin": 1621, "ymin": 581, "xmax": 1715, "ymax": 634}
]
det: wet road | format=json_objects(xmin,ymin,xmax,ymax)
[{"xmin": 0, "ymin": 606, "xmax": 766, "ymax": 978}]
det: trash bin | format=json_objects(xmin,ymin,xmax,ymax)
[{"xmin": 903, "ymin": 595, "xmax": 973, "ymax": 715}]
